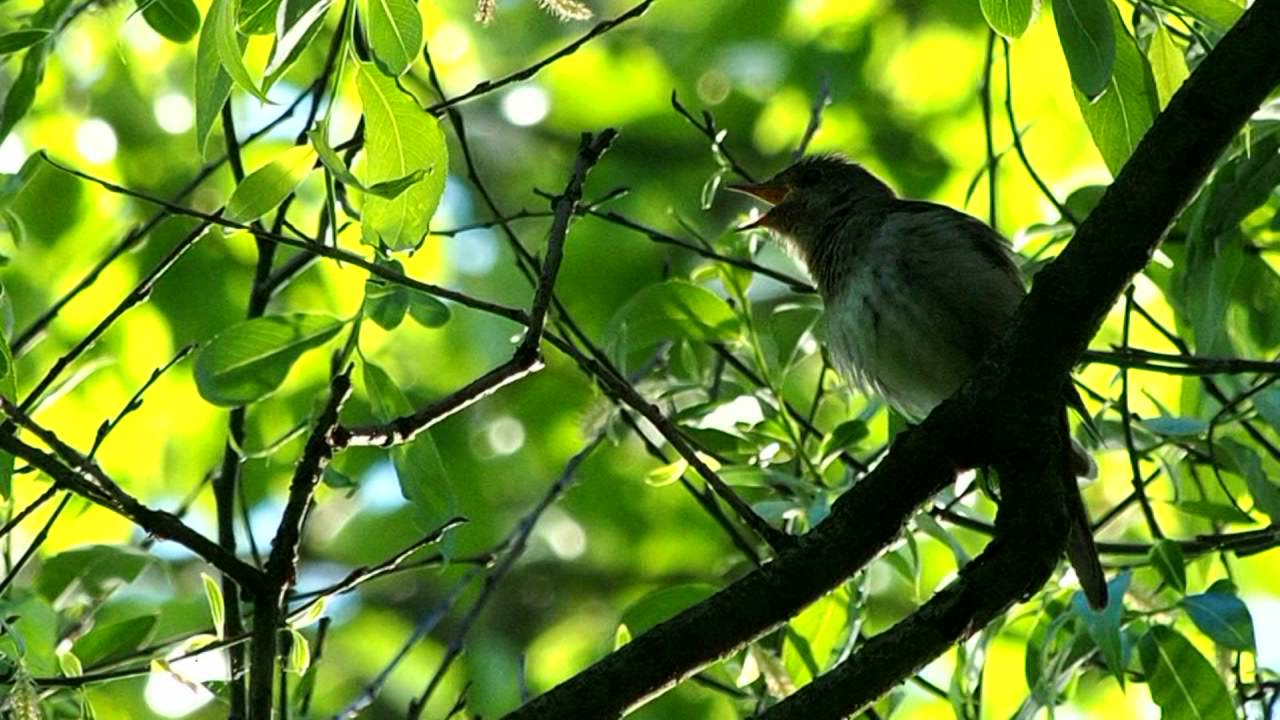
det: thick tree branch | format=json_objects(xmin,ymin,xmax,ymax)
[{"xmin": 506, "ymin": 0, "xmax": 1280, "ymax": 715}]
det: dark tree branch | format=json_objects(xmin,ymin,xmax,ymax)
[
  {"xmin": 248, "ymin": 370, "xmax": 352, "ymax": 718},
  {"xmin": 0, "ymin": 399, "xmax": 265, "ymax": 592},
  {"xmin": 506, "ymin": 0, "xmax": 1280, "ymax": 714},
  {"xmin": 333, "ymin": 130, "xmax": 618, "ymax": 448},
  {"xmin": 422, "ymin": 1, "xmax": 655, "ymax": 116}
]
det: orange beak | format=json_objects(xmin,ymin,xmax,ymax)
[
  {"xmin": 727, "ymin": 181, "xmax": 790, "ymax": 205},
  {"xmin": 728, "ymin": 181, "xmax": 790, "ymax": 232}
]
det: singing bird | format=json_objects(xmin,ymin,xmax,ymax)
[{"xmin": 730, "ymin": 154, "xmax": 1107, "ymax": 608}]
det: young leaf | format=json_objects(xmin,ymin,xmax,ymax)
[
  {"xmin": 210, "ymin": 0, "xmax": 272, "ymax": 103},
  {"xmin": 202, "ymin": 573, "xmax": 226, "ymax": 640},
  {"xmin": 605, "ymin": 280, "xmax": 741, "ymax": 361},
  {"xmin": 264, "ymin": 0, "xmax": 332, "ymax": 89},
  {"xmin": 1147, "ymin": 21, "xmax": 1188, "ymax": 109},
  {"xmin": 356, "ymin": 62, "xmax": 448, "ymax": 250},
  {"xmin": 0, "ymin": 30, "xmax": 51, "ymax": 55},
  {"xmin": 1148, "ymin": 539, "xmax": 1186, "ymax": 593},
  {"xmin": 1072, "ymin": 3, "xmax": 1159, "ymax": 174},
  {"xmin": 1052, "ymin": 0, "xmax": 1115, "ymax": 98},
  {"xmin": 225, "ymin": 145, "xmax": 317, "ymax": 223},
  {"xmin": 286, "ymin": 629, "xmax": 310, "ymax": 674},
  {"xmin": 981, "ymin": 0, "xmax": 1039, "ymax": 39},
  {"xmin": 365, "ymin": 0, "xmax": 422, "ymax": 76},
  {"xmin": 194, "ymin": 313, "xmax": 344, "ymax": 406},
  {"xmin": 644, "ymin": 458, "xmax": 688, "ymax": 487},
  {"xmin": 194, "ymin": 0, "xmax": 235, "ymax": 158},
  {"xmin": 1180, "ymin": 591, "xmax": 1256, "ymax": 652},
  {"xmin": 137, "ymin": 0, "xmax": 201, "ymax": 43},
  {"xmin": 1137, "ymin": 625, "xmax": 1235, "ymax": 720}
]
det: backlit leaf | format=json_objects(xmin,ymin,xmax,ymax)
[
  {"xmin": 981, "ymin": 0, "xmax": 1039, "ymax": 39},
  {"xmin": 1147, "ymin": 22, "xmax": 1188, "ymax": 108},
  {"xmin": 264, "ymin": 0, "xmax": 332, "ymax": 89},
  {"xmin": 365, "ymin": 0, "xmax": 422, "ymax": 76},
  {"xmin": 605, "ymin": 280, "xmax": 740, "ymax": 361},
  {"xmin": 1072, "ymin": 4, "xmax": 1158, "ymax": 174},
  {"xmin": 195, "ymin": 313, "xmax": 343, "ymax": 406},
  {"xmin": 194, "ymin": 0, "xmax": 235, "ymax": 157},
  {"xmin": 1138, "ymin": 625, "xmax": 1235, "ymax": 720},
  {"xmin": 356, "ymin": 62, "xmax": 448, "ymax": 251},
  {"xmin": 225, "ymin": 145, "xmax": 317, "ymax": 223}
]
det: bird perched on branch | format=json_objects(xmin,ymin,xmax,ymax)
[{"xmin": 729, "ymin": 154, "xmax": 1107, "ymax": 609}]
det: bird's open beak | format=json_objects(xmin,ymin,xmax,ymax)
[
  {"xmin": 727, "ymin": 181, "xmax": 790, "ymax": 205},
  {"xmin": 728, "ymin": 182, "xmax": 790, "ymax": 231}
]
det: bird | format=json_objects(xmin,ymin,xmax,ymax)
[{"xmin": 728, "ymin": 153, "xmax": 1108, "ymax": 609}]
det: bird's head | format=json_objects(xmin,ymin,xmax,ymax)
[{"xmin": 728, "ymin": 154, "xmax": 894, "ymax": 242}]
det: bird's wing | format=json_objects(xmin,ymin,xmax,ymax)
[{"xmin": 876, "ymin": 200, "xmax": 1026, "ymax": 365}]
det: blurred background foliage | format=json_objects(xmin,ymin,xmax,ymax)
[{"xmin": 0, "ymin": 0, "xmax": 1277, "ymax": 717}]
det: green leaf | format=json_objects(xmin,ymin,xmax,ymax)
[
  {"xmin": 322, "ymin": 465, "xmax": 356, "ymax": 488},
  {"xmin": 210, "ymin": 0, "xmax": 271, "ymax": 103},
  {"xmin": 783, "ymin": 587, "xmax": 850, "ymax": 686},
  {"xmin": 1176, "ymin": 500, "xmax": 1255, "ymax": 525},
  {"xmin": 1072, "ymin": 4, "xmax": 1158, "ymax": 174},
  {"xmin": 225, "ymin": 145, "xmax": 317, "ymax": 223},
  {"xmin": 194, "ymin": 313, "xmax": 343, "ymax": 406},
  {"xmin": 286, "ymin": 629, "xmax": 310, "ymax": 674},
  {"xmin": 1218, "ymin": 437, "xmax": 1280, "ymax": 522},
  {"xmin": 365, "ymin": 264, "xmax": 410, "ymax": 330},
  {"xmin": 36, "ymin": 545, "xmax": 150, "ymax": 605},
  {"xmin": 239, "ymin": 0, "xmax": 280, "ymax": 34},
  {"xmin": 0, "ymin": 30, "xmax": 50, "ymax": 55},
  {"xmin": 309, "ymin": 123, "xmax": 425, "ymax": 199},
  {"xmin": 0, "ymin": 322, "xmax": 14, "ymax": 499},
  {"xmin": 644, "ymin": 458, "xmax": 688, "ymax": 487},
  {"xmin": 1147, "ymin": 22, "xmax": 1188, "ymax": 109},
  {"xmin": 72, "ymin": 616, "xmax": 158, "ymax": 667},
  {"xmin": 0, "ymin": 0, "xmax": 72, "ymax": 144},
  {"xmin": 356, "ymin": 62, "xmax": 448, "ymax": 251},
  {"xmin": 407, "ymin": 292, "xmax": 450, "ymax": 328},
  {"xmin": 362, "ymin": 362, "xmax": 456, "ymax": 532},
  {"xmin": 605, "ymin": 280, "xmax": 741, "ymax": 361},
  {"xmin": 138, "ymin": 0, "xmax": 201, "ymax": 42},
  {"xmin": 1141, "ymin": 416, "xmax": 1206, "ymax": 437},
  {"xmin": 202, "ymin": 572, "xmax": 226, "ymax": 640},
  {"xmin": 365, "ymin": 0, "xmax": 422, "ymax": 76},
  {"xmin": 1168, "ymin": 0, "xmax": 1242, "ymax": 31},
  {"xmin": 1253, "ymin": 387, "xmax": 1280, "ymax": 435},
  {"xmin": 57, "ymin": 647, "xmax": 82, "ymax": 677},
  {"xmin": 619, "ymin": 583, "xmax": 717, "ymax": 638},
  {"xmin": 0, "ymin": 49, "xmax": 44, "ymax": 145},
  {"xmin": 817, "ymin": 419, "xmax": 867, "ymax": 468},
  {"xmin": 1070, "ymin": 572, "xmax": 1130, "ymax": 686},
  {"xmin": 1181, "ymin": 591, "xmax": 1255, "ymax": 652},
  {"xmin": 1138, "ymin": 625, "xmax": 1236, "ymax": 720},
  {"xmin": 1052, "ymin": 0, "xmax": 1115, "ymax": 98},
  {"xmin": 264, "ymin": 0, "xmax": 332, "ymax": 89},
  {"xmin": 194, "ymin": 0, "xmax": 235, "ymax": 158},
  {"xmin": 1149, "ymin": 539, "xmax": 1186, "ymax": 593},
  {"xmin": 981, "ymin": 0, "xmax": 1039, "ymax": 38}
]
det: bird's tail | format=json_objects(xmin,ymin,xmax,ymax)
[{"xmin": 1066, "ymin": 438, "xmax": 1107, "ymax": 609}]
